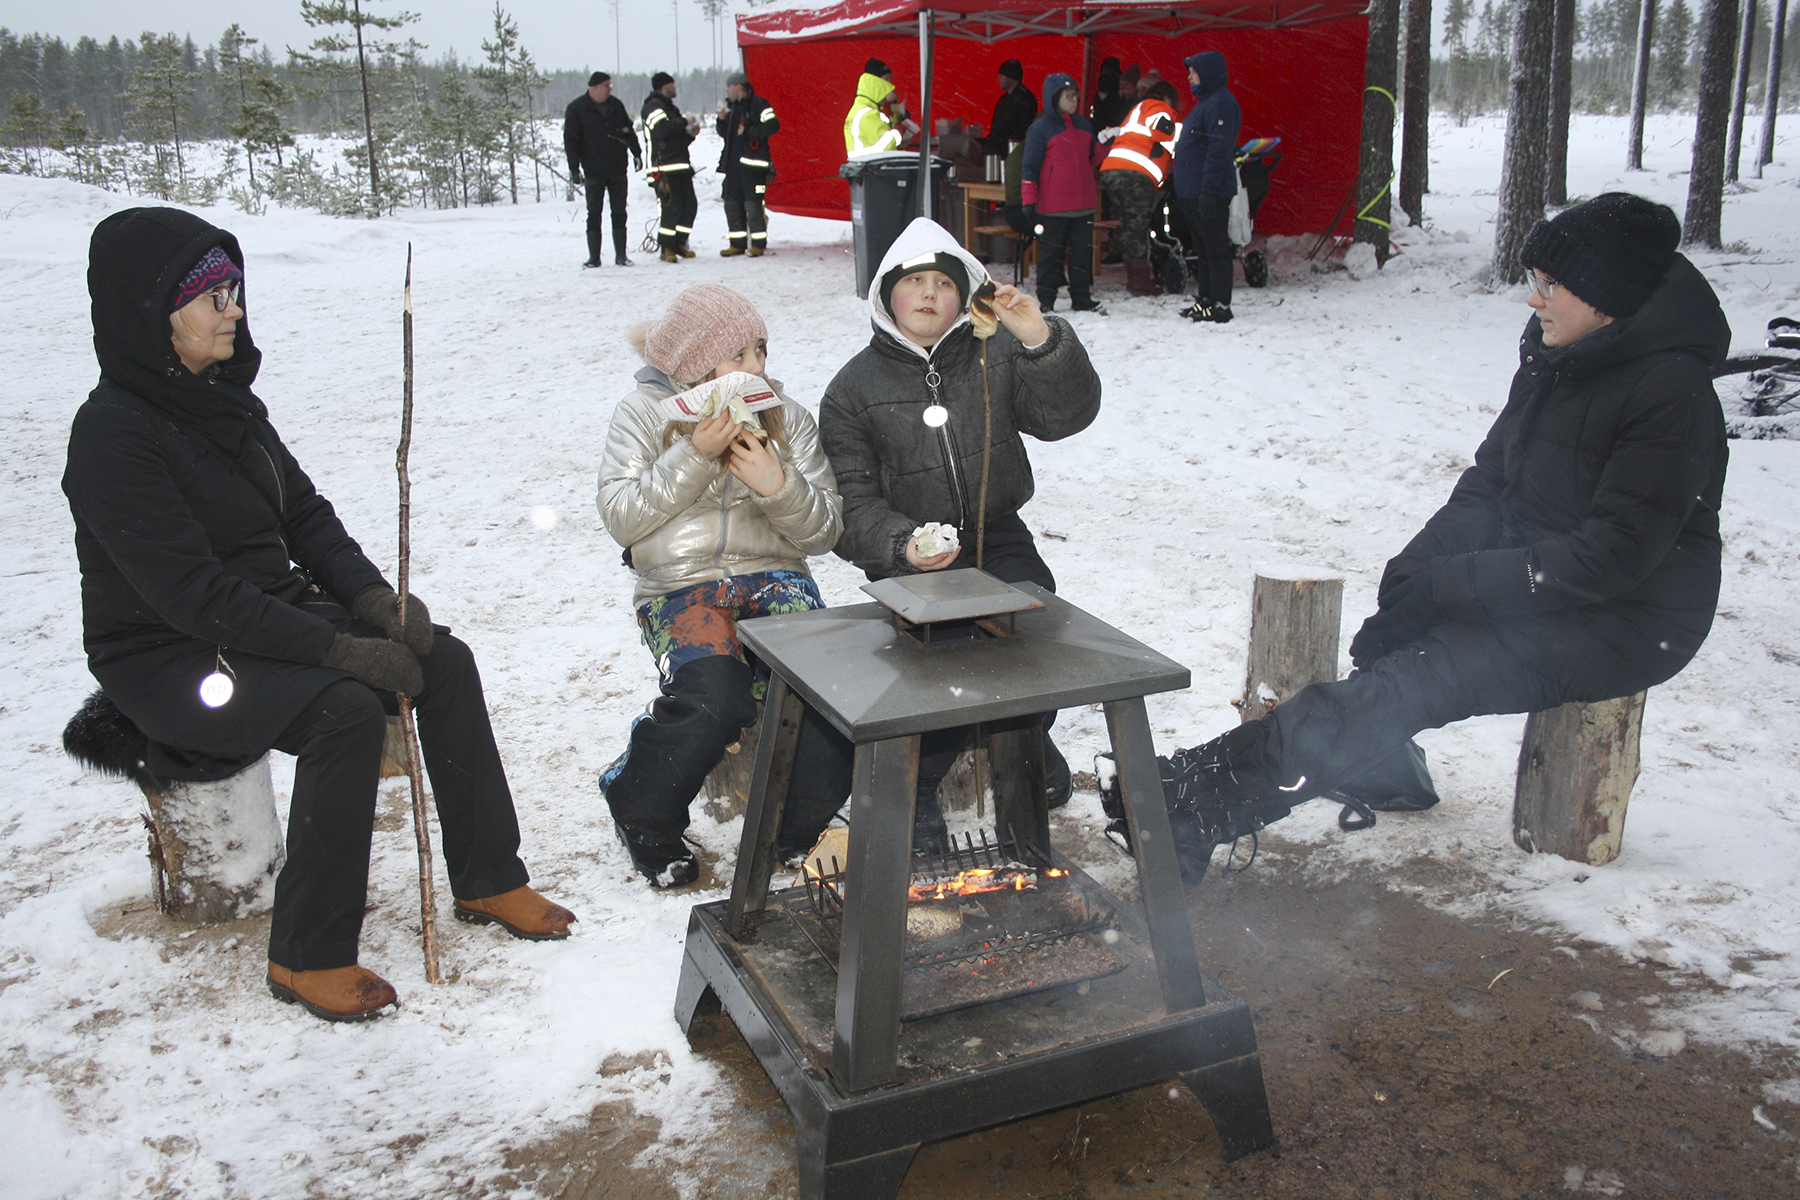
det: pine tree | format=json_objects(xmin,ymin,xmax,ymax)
[
  {"xmin": 0, "ymin": 90, "xmax": 52, "ymax": 173},
  {"xmin": 1685, "ymin": 0, "xmax": 1741, "ymax": 247},
  {"xmin": 124, "ymin": 32, "xmax": 199, "ymax": 201},
  {"xmin": 1655, "ymin": 0, "xmax": 1694, "ymax": 103},
  {"xmin": 473, "ymin": 5, "xmax": 546, "ymax": 204},
  {"xmin": 1399, "ymin": 0, "xmax": 1432, "ymax": 222},
  {"xmin": 218, "ymin": 24, "xmax": 294, "ymax": 193},
  {"xmin": 1493, "ymin": 0, "xmax": 1557, "ymax": 285},
  {"xmin": 293, "ymin": 0, "xmax": 418, "ymax": 214}
]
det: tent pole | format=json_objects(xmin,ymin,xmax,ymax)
[
  {"xmin": 919, "ymin": 9, "xmax": 935, "ymax": 220},
  {"xmin": 1082, "ymin": 34, "xmax": 1094, "ymax": 106}
]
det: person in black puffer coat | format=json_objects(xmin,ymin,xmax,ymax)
[
  {"xmin": 63, "ymin": 207, "xmax": 576, "ymax": 1022},
  {"xmin": 1124, "ymin": 193, "xmax": 1731, "ymax": 885},
  {"xmin": 564, "ymin": 72, "xmax": 643, "ymax": 267},
  {"xmin": 820, "ymin": 218, "xmax": 1102, "ymax": 844},
  {"xmin": 1172, "ymin": 50, "xmax": 1241, "ymax": 323}
]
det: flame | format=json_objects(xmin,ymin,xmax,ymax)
[{"xmin": 908, "ymin": 866, "xmax": 1066, "ymax": 902}]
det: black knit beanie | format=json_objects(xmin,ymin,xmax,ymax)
[
  {"xmin": 651, "ymin": 71, "xmax": 674, "ymax": 91},
  {"xmin": 998, "ymin": 58, "xmax": 1024, "ymax": 82},
  {"xmin": 865, "ymin": 58, "xmax": 891, "ymax": 78},
  {"xmin": 588, "ymin": 71, "xmax": 610, "ymax": 87},
  {"xmin": 1519, "ymin": 192, "xmax": 1681, "ymax": 318},
  {"xmin": 878, "ymin": 251, "xmax": 971, "ymax": 318}
]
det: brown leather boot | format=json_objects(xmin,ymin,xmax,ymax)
[
  {"xmin": 454, "ymin": 885, "xmax": 577, "ymax": 941},
  {"xmin": 267, "ymin": 963, "xmax": 397, "ymax": 1023}
]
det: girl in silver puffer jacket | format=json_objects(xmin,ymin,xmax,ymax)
[{"xmin": 596, "ymin": 284, "xmax": 849, "ymax": 887}]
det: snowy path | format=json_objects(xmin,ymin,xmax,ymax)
[{"xmin": 1, "ymin": 113, "xmax": 1797, "ymax": 1197}]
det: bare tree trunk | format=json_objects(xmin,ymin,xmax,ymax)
[
  {"xmin": 1492, "ymin": 0, "xmax": 1557, "ymax": 286},
  {"xmin": 1546, "ymin": 0, "xmax": 1577, "ymax": 206},
  {"xmin": 354, "ymin": 0, "xmax": 380, "ymax": 211},
  {"xmin": 1727, "ymin": 0, "xmax": 1760, "ymax": 180},
  {"xmin": 1399, "ymin": 0, "xmax": 1432, "ymax": 224},
  {"xmin": 1628, "ymin": 0, "xmax": 1657, "ymax": 169},
  {"xmin": 1355, "ymin": 0, "xmax": 1401, "ymax": 261},
  {"xmin": 1758, "ymin": 0, "xmax": 1789, "ymax": 174},
  {"xmin": 1687, "ymin": 0, "xmax": 1743, "ymax": 247}
]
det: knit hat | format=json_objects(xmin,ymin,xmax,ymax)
[
  {"xmin": 1098, "ymin": 69, "xmax": 1121, "ymax": 94},
  {"xmin": 169, "ymin": 245, "xmax": 242, "ymax": 312},
  {"xmin": 1100, "ymin": 56, "xmax": 1121, "ymax": 74},
  {"xmin": 1122, "ymin": 62, "xmax": 1141, "ymax": 85},
  {"xmin": 998, "ymin": 58, "xmax": 1024, "ymax": 82},
  {"xmin": 865, "ymin": 58, "xmax": 891, "ymax": 78},
  {"xmin": 725, "ymin": 70, "xmax": 749, "ymax": 87},
  {"xmin": 638, "ymin": 284, "xmax": 768, "ymax": 386},
  {"xmin": 650, "ymin": 71, "xmax": 673, "ymax": 91},
  {"xmin": 1520, "ymin": 191, "xmax": 1681, "ymax": 318},
  {"xmin": 588, "ymin": 71, "xmax": 610, "ymax": 87},
  {"xmin": 878, "ymin": 250, "xmax": 970, "ymax": 319}
]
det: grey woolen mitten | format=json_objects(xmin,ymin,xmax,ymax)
[
  {"xmin": 321, "ymin": 633, "xmax": 425, "ymax": 696},
  {"xmin": 350, "ymin": 584, "xmax": 433, "ymax": 657}
]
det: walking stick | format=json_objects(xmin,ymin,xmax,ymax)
[{"xmin": 397, "ymin": 244, "xmax": 443, "ymax": 984}]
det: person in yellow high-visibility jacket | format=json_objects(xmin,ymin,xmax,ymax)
[{"xmin": 844, "ymin": 58, "xmax": 911, "ymax": 159}]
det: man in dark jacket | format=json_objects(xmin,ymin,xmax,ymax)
[
  {"xmin": 979, "ymin": 58, "xmax": 1037, "ymax": 155},
  {"xmin": 642, "ymin": 71, "xmax": 698, "ymax": 262},
  {"xmin": 820, "ymin": 218, "xmax": 1102, "ymax": 839},
  {"xmin": 1173, "ymin": 50, "xmax": 1241, "ymax": 324},
  {"xmin": 63, "ymin": 208, "xmax": 575, "ymax": 1021},
  {"xmin": 564, "ymin": 71, "xmax": 642, "ymax": 267},
  {"xmin": 1130, "ymin": 194, "xmax": 1731, "ymax": 885},
  {"xmin": 715, "ymin": 71, "xmax": 779, "ymax": 257}
]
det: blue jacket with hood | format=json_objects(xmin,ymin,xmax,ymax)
[{"xmin": 1173, "ymin": 51, "xmax": 1240, "ymax": 200}]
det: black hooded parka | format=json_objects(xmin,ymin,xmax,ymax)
[{"xmin": 63, "ymin": 207, "xmax": 389, "ymax": 778}]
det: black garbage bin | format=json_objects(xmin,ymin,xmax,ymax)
[{"xmin": 841, "ymin": 153, "xmax": 951, "ymax": 298}]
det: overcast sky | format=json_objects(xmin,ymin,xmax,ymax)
[{"xmin": 0, "ymin": 0, "xmax": 748, "ymax": 76}]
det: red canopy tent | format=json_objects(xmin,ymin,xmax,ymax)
[{"xmin": 737, "ymin": 0, "xmax": 1372, "ymax": 238}]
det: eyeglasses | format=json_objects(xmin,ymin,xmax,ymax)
[
  {"xmin": 206, "ymin": 281, "xmax": 242, "ymax": 312},
  {"xmin": 1526, "ymin": 272, "xmax": 1559, "ymax": 300}
]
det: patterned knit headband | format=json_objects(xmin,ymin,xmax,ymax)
[{"xmin": 170, "ymin": 246, "xmax": 243, "ymax": 312}]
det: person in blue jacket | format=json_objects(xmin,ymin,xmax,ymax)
[{"xmin": 1173, "ymin": 50, "xmax": 1241, "ymax": 324}]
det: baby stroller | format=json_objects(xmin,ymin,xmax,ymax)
[{"xmin": 1148, "ymin": 136, "xmax": 1283, "ymax": 296}]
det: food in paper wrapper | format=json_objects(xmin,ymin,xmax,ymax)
[
  {"xmin": 662, "ymin": 370, "xmax": 780, "ymax": 438},
  {"xmin": 912, "ymin": 522, "xmax": 959, "ymax": 558}
]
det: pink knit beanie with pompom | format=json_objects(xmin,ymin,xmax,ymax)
[{"xmin": 634, "ymin": 284, "xmax": 768, "ymax": 386}]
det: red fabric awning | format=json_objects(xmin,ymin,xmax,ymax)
[{"xmin": 740, "ymin": 0, "xmax": 1371, "ymax": 43}]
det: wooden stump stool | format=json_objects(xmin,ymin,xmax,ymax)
[
  {"xmin": 142, "ymin": 755, "xmax": 286, "ymax": 923},
  {"xmin": 1512, "ymin": 692, "xmax": 1647, "ymax": 866},
  {"xmin": 1234, "ymin": 572, "xmax": 1344, "ymax": 722}
]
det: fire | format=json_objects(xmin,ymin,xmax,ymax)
[{"xmin": 908, "ymin": 867, "xmax": 1066, "ymax": 902}]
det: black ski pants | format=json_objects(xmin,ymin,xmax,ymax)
[
  {"xmin": 722, "ymin": 168, "xmax": 768, "ymax": 250},
  {"xmin": 1268, "ymin": 606, "xmax": 1707, "ymax": 796},
  {"xmin": 267, "ymin": 631, "xmax": 528, "ymax": 972},
  {"xmin": 584, "ymin": 174, "xmax": 630, "ymax": 261},
  {"xmin": 605, "ymin": 656, "xmax": 853, "ymax": 853},
  {"xmin": 657, "ymin": 170, "xmax": 698, "ymax": 250},
  {"xmin": 1180, "ymin": 194, "xmax": 1234, "ymax": 308},
  {"xmin": 1033, "ymin": 213, "xmax": 1093, "ymax": 308}
]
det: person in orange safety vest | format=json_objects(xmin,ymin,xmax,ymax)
[{"xmin": 1098, "ymin": 80, "xmax": 1180, "ymax": 296}]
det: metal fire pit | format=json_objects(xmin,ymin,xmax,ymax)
[{"xmin": 674, "ymin": 575, "xmax": 1275, "ymax": 1198}]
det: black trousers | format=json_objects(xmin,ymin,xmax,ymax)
[
  {"xmin": 604, "ymin": 656, "xmax": 853, "ymax": 853},
  {"xmin": 584, "ymin": 174, "xmax": 630, "ymax": 261},
  {"xmin": 656, "ymin": 170, "xmax": 698, "ymax": 249},
  {"xmin": 1033, "ymin": 213, "xmax": 1093, "ymax": 307},
  {"xmin": 267, "ymin": 632, "xmax": 528, "ymax": 971},
  {"xmin": 1268, "ymin": 606, "xmax": 1708, "ymax": 796},
  {"xmin": 722, "ymin": 168, "xmax": 768, "ymax": 249},
  {"xmin": 1179, "ymin": 194, "xmax": 1233, "ymax": 307}
]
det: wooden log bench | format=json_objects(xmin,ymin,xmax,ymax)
[
  {"xmin": 1233, "ymin": 571, "xmax": 1344, "ymax": 723},
  {"xmin": 1512, "ymin": 692, "xmax": 1647, "ymax": 866}
]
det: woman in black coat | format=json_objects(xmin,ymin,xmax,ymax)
[
  {"xmin": 63, "ymin": 208, "xmax": 575, "ymax": 1020},
  {"xmin": 1134, "ymin": 193, "xmax": 1731, "ymax": 881}
]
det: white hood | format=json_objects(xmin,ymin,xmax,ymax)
[{"xmin": 867, "ymin": 217, "xmax": 992, "ymax": 361}]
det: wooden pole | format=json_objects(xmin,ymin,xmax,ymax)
[
  {"xmin": 398, "ymin": 245, "xmax": 443, "ymax": 984},
  {"xmin": 1512, "ymin": 692, "xmax": 1647, "ymax": 866},
  {"xmin": 1234, "ymin": 574, "xmax": 1344, "ymax": 723}
]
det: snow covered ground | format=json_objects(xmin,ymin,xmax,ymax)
[{"xmin": 2, "ymin": 111, "xmax": 1797, "ymax": 1198}]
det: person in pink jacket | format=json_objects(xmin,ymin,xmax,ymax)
[{"xmin": 1020, "ymin": 72, "xmax": 1104, "ymax": 313}]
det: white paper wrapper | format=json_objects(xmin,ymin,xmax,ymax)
[
  {"xmin": 660, "ymin": 371, "xmax": 782, "ymax": 426},
  {"xmin": 912, "ymin": 522, "xmax": 960, "ymax": 557}
]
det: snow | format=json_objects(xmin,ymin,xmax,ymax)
[{"xmin": 2, "ymin": 111, "xmax": 1799, "ymax": 1196}]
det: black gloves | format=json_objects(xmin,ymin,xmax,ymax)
[
  {"xmin": 1022, "ymin": 203, "xmax": 1038, "ymax": 233},
  {"xmin": 322, "ymin": 633, "xmax": 424, "ymax": 697},
  {"xmin": 351, "ymin": 584, "xmax": 433, "ymax": 657},
  {"xmin": 1348, "ymin": 574, "xmax": 1440, "ymax": 669}
]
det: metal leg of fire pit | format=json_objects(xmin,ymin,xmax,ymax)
[
  {"xmin": 832, "ymin": 734, "xmax": 920, "ymax": 1093},
  {"xmin": 797, "ymin": 1130, "xmax": 919, "ymax": 1200},
  {"xmin": 987, "ymin": 714, "xmax": 1050, "ymax": 856},
  {"xmin": 726, "ymin": 676, "xmax": 806, "ymax": 939},
  {"xmin": 1103, "ymin": 696, "xmax": 1207, "ymax": 1012},
  {"xmin": 1180, "ymin": 1054, "xmax": 1278, "ymax": 1161}
]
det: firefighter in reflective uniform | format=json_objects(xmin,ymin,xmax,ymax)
[
  {"xmin": 716, "ymin": 70, "xmax": 779, "ymax": 257},
  {"xmin": 642, "ymin": 71, "xmax": 699, "ymax": 262},
  {"xmin": 1098, "ymin": 80, "xmax": 1180, "ymax": 296},
  {"xmin": 844, "ymin": 58, "xmax": 913, "ymax": 159}
]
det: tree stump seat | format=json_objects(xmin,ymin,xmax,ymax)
[{"xmin": 1512, "ymin": 691, "xmax": 1648, "ymax": 866}]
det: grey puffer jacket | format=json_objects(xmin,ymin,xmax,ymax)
[
  {"xmin": 819, "ymin": 222, "xmax": 1102, "ymax": 580},
  {"xmin": 598, "ymin": 365, "xmax": 842, "ymax": 606}
]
